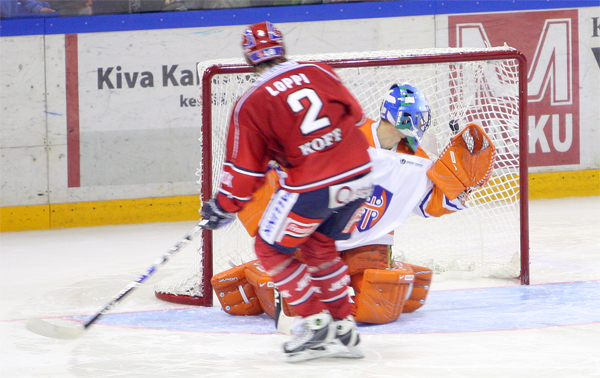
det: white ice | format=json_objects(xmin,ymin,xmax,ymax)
[{"xmin": 1, "ymin": 196, "xmax": 599, "ymax": 377}]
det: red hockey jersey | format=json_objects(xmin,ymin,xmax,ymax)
[{"xmin": 216, "ymin": 61, "xmax": 372, "ymax": 213}]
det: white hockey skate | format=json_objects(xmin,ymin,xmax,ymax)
[
  {"xmin": 333, "ymin": 315, "xmax": 364, "ymax": 359},
  {"xmin": 283, "ymin": 311, "xmax": 346, "ymax": 363}
]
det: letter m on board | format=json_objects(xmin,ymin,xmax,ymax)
[
  {"xmin": 528, "ymin": 19, "xmax": 573, "ymax": 106},
  {"xmin": 449, "ymin": 11, "xmax": 580, "ymax": 166},
  {"xmin": 453, "ymin": 19, "xmax": 573, "ymax": 105}
]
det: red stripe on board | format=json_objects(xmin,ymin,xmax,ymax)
[{"xmin": 65, "ymin": 34, "xmax": 80, "ymax": 188}]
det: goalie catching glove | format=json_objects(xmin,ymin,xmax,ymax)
[{"xmin": 427, "ymin": 123, "xmax": 496, "ymax": 200}]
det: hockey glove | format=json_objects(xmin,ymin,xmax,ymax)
[
  {"xmin": 201, "ymin": 198, "xmax": 236, "ymax": 230},
  {"xmin": 427, "ymin": 123, "xmax": 496, "ymax": 200}
]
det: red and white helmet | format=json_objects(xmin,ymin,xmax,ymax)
[{"xmin": 242, "ymin": 21, "xmax": 285, "ymax": 65}]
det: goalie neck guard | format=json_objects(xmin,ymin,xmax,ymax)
[
  {"xmin": 380, "ymin": 84, "xmax": 431, "ymax": 152},
  {"xmin": 242, "ymin": 21, "xmax": 285, "ymax": 65}
]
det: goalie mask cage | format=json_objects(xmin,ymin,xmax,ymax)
[{"xmin": 154, "ymin": 46, "xmax": 529, "ymax": 307}]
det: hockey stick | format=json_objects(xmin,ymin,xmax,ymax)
[
  {"xmin": 26, "ymin": 220, "xmax": 208, "ymax": 340},
  {"xmin": 274, "ymin": 288, "xmax": 297, "ymax": 335}
]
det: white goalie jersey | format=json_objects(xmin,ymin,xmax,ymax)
[
  {"xmin": 336, "ymin": 148, "xmax": 429, "ymax": 250},
  {"xmin": 335, "ymin": 139, "xmax": 467, "ymax": 251}
]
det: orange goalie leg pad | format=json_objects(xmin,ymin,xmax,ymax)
[
  {"xmin": 351, "ymin": 266, "xmax": 415, "ymax": 324},
  {"xmin": 342, "ymin": 244, "xmax": 389, "ymax": 276},
  {"xmin": 392, "ymin": 261, "xmax": 433, "ymax": 313},
  {"xmin": 211, "ymin": 261, "xmax": 264, "ymax": 316},
  {"xmin": 244, "ymin": 260, "xmax": 297, "ymax": 319}
]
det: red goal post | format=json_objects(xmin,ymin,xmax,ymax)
[{"xmin": 155, "ymin": 46, "xmax": 529, "ymax": 307}]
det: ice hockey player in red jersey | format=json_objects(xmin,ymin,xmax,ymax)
[{"xmin": 201, "ymin": 21, "xmax": 373, "ymax": 362}]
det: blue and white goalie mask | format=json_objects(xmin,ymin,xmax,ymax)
[{"xmin": 380, "ymin": 84, "xmax": 431, "ymax": 152}]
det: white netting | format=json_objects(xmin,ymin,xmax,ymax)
[{"xmin": 154, "ymin": 46, "xmax": 525, "ymax": 301}]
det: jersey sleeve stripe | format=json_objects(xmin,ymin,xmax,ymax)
[
  {"xmin": 218, "ymin": 188, "xmax": 253, "ymax": 202},
  {"xmin": 443, "ymin": 196, "xmax": 462, "ymax": 211},
  {"xmin": 417, "ymin": 188, "xmax": 434, "ymax": 218},
  {"xmin": 443, "ymin": 196, "xmax": 467, "ymax": 212},
  {"xmin": 224, "ymin": 162, "xmax": 266, "ymax": 177}
]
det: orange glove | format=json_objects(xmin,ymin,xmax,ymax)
[{"xmin": 427, "ymin": 123, "xmax": 496, "ymax": 200}]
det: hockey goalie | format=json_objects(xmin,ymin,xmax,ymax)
[{"xmin": 212, "ymin": 83, "xmax": 496, "ymax": 326}]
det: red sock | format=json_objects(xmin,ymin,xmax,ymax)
[
  {"xmin": 255, "ymin": 236, "xmax": 324, "ymax": 317},
  {"xmin": 311, "ymin": 258, "xmax": 352, "ymax": 319}
]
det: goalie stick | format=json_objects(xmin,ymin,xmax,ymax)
[{"xmin": 26, "ymin": 220, "xmax": 208, "ymax": 340}]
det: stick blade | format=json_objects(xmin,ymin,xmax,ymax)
[
  {"xmin": 26, "ymin": 318, "xmax": 85, "ymax": 340},
  {"xmin": 274, "ymin": 289, "xmax": 296, "ymax": 335},
  {"xmin": 276, "ymin": 312, "xmax": 297, "ymax": 335}
]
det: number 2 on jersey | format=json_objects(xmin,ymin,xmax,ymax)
[{"xmin": 286, "ymin": 88, "xmax": 331, "ymax": 135}]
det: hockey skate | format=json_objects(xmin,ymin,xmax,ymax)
[
  {"xmin": 283, "ymin": 311, "xmax": 346, "ymax": 363},
  {"xmin": 333, "ymin": 315, "xmax": 364, "ymax": 359}
]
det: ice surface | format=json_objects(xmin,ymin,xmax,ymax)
[{"xmin": 1, "ymin": 196, "xmax": 599, "ymax": 377}]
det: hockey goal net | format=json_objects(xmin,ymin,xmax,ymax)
[{"xmin": 154, "ymin": 46, "xmax": 529, "ymax": 307}]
